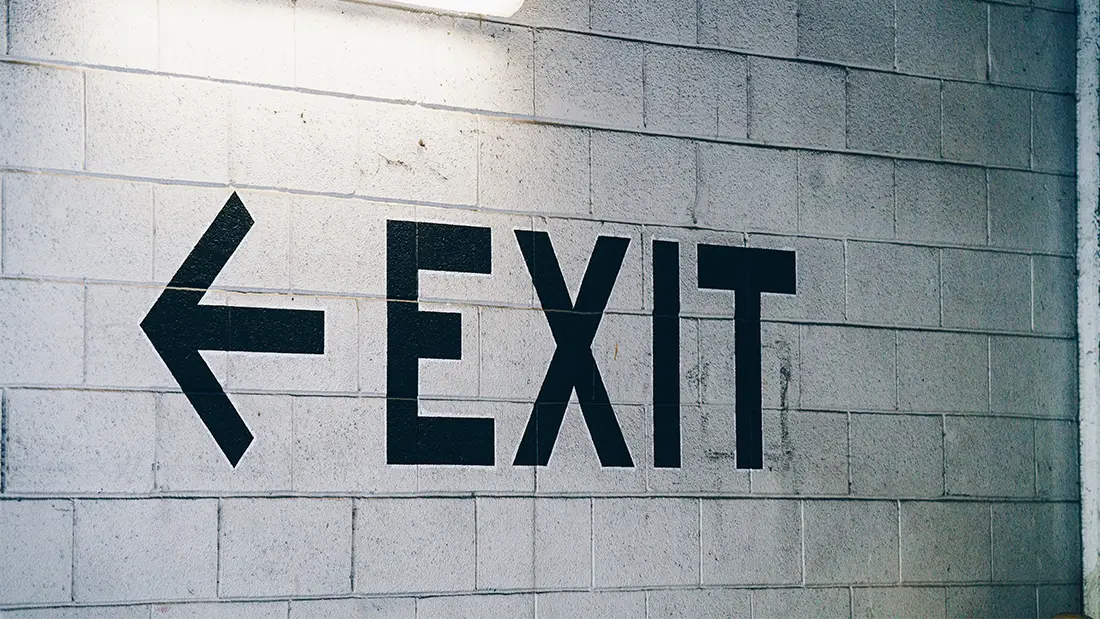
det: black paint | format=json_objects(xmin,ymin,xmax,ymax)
[
  {"xmin": 652, "ymin": 240, "xmax": 680, "ymax": 468},
  {"xmin": 512, "ymin": 231, "xmax": 634, "ymax": 467},
  {"xmin": 386, "ymin": 220, "xmax": 494, "ymax": 465},
  {"xmin": 697, "ymin": 244, "xmax": 796, "ymax": 469},
  {"xmin": 142, "ymin": 193, "xmax": 325, "ymax": 467}
]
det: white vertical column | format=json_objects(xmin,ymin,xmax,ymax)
[{"xmin": 1078, "ymin": 0, "xmax": 1100, "ymax": 613}]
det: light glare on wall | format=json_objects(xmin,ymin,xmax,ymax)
[{"xmin": 390, "ymin": 0, "xmax": 524, "ymax": 16}]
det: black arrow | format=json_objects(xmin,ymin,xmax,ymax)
[{"xmin": 142, "ymin": 193, "xmax": 325, "ymax": 466}]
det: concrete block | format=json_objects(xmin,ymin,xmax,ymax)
[
  {"xmin": 415, "ymin": 400, "xmax": 535, "ymax": 493},
  {"xmin": 152, "ymin": 186, "xmax": 288, "ymax": 289},
  {"xmin": 942, "ymin": 82, "xmax": 1030, "ymax": 167},
  {"xmin": 224, "ymin": 292, "xmax": 358, "ymax": 393},
  {"xmin": 897, "ymin": 331, "xmax": 988, "ymax": 412},
  {"xmin": 852, "ymin": 587, "xmax": 946, "ymax": 619},
  {"xmin": 290, "ymin": 196, "xmax": 410, "ymax": 297},
  {"xmin": 800, "ymin": 325, "xmax": 896, "ymax": 411},
  {"xmin": 989, "ymin": 170, "xmax": 1075, "ymax": 254},
  {"xmin": 899, "ymin": 501, "xmax": 990, "ymax": 582},
  {"xmin": 291, "ymin": 396, "xmax": 417, "ymax": 493},
  {"xmin": 418, "ymin": 595, "xmax": 534, "ymax": 619},
  {"xmin": 991, "ymin": 336, "xmax": 1076, "ymax": 418},
  {"xmin": 220, "ymin": 498, "xmax": 352, "ymax": 597},
  {"xmin": 478, "ymin": 119, "xmax": 589, "ymax": 217},
  {"xmin": 941, "ymin": 249, "xmax": 1031, "ymax": 331},
  {"xmin": 0, "ymin": 500, "xmax": 72, "ymax": 604},
  {"xmin": 847, "ymin": 242, "xmax": 940, "ymax": 327},
  {"xmin": 419, "ymin": 20, "xmax": 534, "ymax": 115},
  {"xmin": 323, "ymin": 7, "xmax": 535, "ymax": 113},
  {"xmin": 754, "ymin": 588, "xmax": 850, "ymax": 618},
  {"xmin": 850, "ymin": 413, "xmax": 944, "ymax": 497},
  {"xmin": 8, "ymin": 0, "xmax": 156, "ymax": 68},
  {"xmin": 354, "ymin": 498, "xmax": 475, "ymax": 593},
  {"xmin": 644, "ymin": 47, "xmax": 747, "ymax": 138},
  {"xmin": 701, "ymin": 499, "xmax": 801, "ymax": 584},
  {"xmin": 946, "ymin": 416, "xmax": 1034, "ymax": 497},
  {"xmin": 0, "ymin": 608, "xmax": 149, "ymax": 619},
  {"xmin": 992, "ymin": 502, "xmax": 1079, "ymax": 583},
  {"xmin": 798, "ymin": 152, "xmax": 894, "ymax": 239},
  {"xmin": 6, "ymin": 389, "xmax": 155, "ymax": 493},
  {"xmin": 754, "ymin": 410, "xmax": 848, "ymax": 495},
  {"xmin": 2, "ymin": 174, "xmax": 152, "ymax": 280},
  {"xmin": 156, "ymin": 394, "xmax": 291, "ymax": 492},
  {"xmin": 590, "ymin": 312, "xmax": 651, "ymax": 404},
  {"xmin": 509, "ymin": 0, "xmax": 588, "ymax": 28},
  {"xmin": 747, "ymin": 58, "xmax": 845, "ymax": 147},
  {"xmin": 535, "ymin": 592, "xmax": 646, "ymax": 618},
  {"xmin": 534, "ymin": 404, "xmax": 647, "ymax": 493},
  {"xmin": 294, "ymin": 0, "xmax": 427, "ymax": 101},
  {"xmin": 1034, "ymin": 93, "xmax": 1075, "ymax": 175},
  {"xmin": 229, "ymin": 86, "xmax": 357, "ymax": 194},
  {"xmin": 534, "ymin": 30, "xmax": 643, "ymax": 127},
  {"xmin": 590, "ymin": 0, "xmax": 695, "ymax": 41},
  {"xmin": 715, "ymin": 56, "xmax": 749, "ymax": 140},
  {"xmin": 593, "ymin": 498, "xmax": 698, "ymax": 587},
  {"xmin": 797, "ymin": 0, "xmax": 893, "ymax": 67},
  {"xmin": 990, "ymin": 6, "xmax": 1074, "ymax": 92},
  {"xmin": 804, "ymin": 500, "xmax": 899, "ymax": 584},
  {"xmin": 153, "ymin": 602, "xmax": 287, "ymax": 619},
  {"xmin": 478, "ymin": 306, "xmax": 556, "ymax": 401},
  {"xmin": 698, "ymin": 0, "xmax": 797, "ymax": 55},
  {"xmin": 1039, "ymin": 585, "xmax": 1082, "ymax": 618},
  {"xmin": 648, "ymin": 589, "xmax": 751, "ymax": 618},
  {"xmin": 358, "ymin": 104, "xmax": 479, "ymax": 206},
  {"xmin": 0, "ymin": 63, "xmax": 83, "ymax": 169},
  {"xmin": 696, "ymin": 144, "xmax": 797, "ymax": 233},
  {"xmin": 289, "ymin": 598, "xmax": 415, "ymax": 619},
  {"xmin": 1035, "ymin": 0, "xmax": 1075, "ymax": 8},
  {"xmin": 946, "ymin": 586, "xmax": 1036, "ymax": 618},
  {"xmin": 536, "ymin": 218, "xmax": 644, "ymax": 313},
  {"xmin": 896, "ymin": 0, "xmax": 987, "ymax": 80},
  {"xmin": 0, "ymin": 280, "xmax": 82, "ymax": 384},
  {"xmin": 534, "ymin": 499, "xmax": 593, "ymax": 589},
  {"xmin": 74, "ymin": 499, "xmax": 217, "ymax": 602},
  {"xmin": 895, "ymin": 161, "xmax": 987, "ymax": 246},
  {"xmin": 748, "ymin": 234, "xmax": 846, "ymax": 322},
  {"xmin": 699, "ymin": 320, "xmax": 799, "ymax": 410},
  {"xmin": 590, "ymin": 132, "xmax": 694, "ymax": 225},
  {"xmin": 1034, "ymin": 255, "xmax": 1075, "ymax": 336},
  {"xmin": 647, "ymin": 405, "xmax": 752, "ymax": 494},
  {"xmin": 1, "ymin": 0, "xmax": 7, "ymax": 52},
  {"xmin": 86, "ymin": 73, "xmax": 229, "ymax": 182},
  {"xmin": 475, "ymin": 498, "xmax": 591, "ymax": 590},
  {"xmin": 159, "ymin": 0, "xmax": 294, "ymax": 86},
  {"xmin": 847, "ymin": 71, "xmax": 941, "ymax": 158},
  {"xmin": 414, "ymin": 206, "xmax": 535, "ymax": 307},
  {"xmin": 1036, "ymin": 420, "xmax": 1079, "ymax": 500},
  {"xmin": 765, "ymin": 323, "xmax": 801, "ymax": 411}
]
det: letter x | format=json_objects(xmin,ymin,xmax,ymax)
[{"xmin": 512, "ymin": 231, "xmax": 634, "ymax": 467}]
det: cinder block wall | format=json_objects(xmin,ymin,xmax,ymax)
[{"xmin": 0, "ymin": 0, "xmax": 1078, "ymax": 616}]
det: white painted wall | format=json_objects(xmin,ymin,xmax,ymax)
[{"xmin": 0, "ymin": 0, "xmax": 1079, "ymax": 616}]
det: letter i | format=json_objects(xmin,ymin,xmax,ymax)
[{"xmin": 652, "ymin": 240, "xmax": 681, "ymax": 468}]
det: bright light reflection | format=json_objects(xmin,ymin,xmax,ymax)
[{"xmin": 387, "ymin": 0, "xmax": 524, "ymax": 17}]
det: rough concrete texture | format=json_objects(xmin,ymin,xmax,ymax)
[{"xmin": 0, "ymin": 0, "xmax": 1078, "ymax": 615}]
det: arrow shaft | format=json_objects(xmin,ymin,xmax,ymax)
[{"xmin": 224, "ymin": 306, "xmax": 325, "ymax": 354}]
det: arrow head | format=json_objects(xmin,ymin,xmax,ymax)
[{"xmin": 143, "ymin": 193, "xmax": 324, "ymax": 467}]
